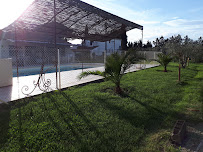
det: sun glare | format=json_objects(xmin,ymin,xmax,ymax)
[{"xmin": 0, "ymin": 0, "xmax": 34, "ymax": 29}]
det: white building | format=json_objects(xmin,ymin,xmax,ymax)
[{"xmin": 84, "ymin": 39, "xmax": 122, "ymax": 56}]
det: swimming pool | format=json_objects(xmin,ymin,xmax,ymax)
[{"xmin": 12, "ymin": 64, "xmax": 96, "ymax": 77}]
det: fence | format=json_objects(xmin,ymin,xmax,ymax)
[
  {"xmin": 0, "ymin": 45, "xmax": 105, "ymax": 75},
  {"xmin": 0, "ymin": 43, "xmax": 106, "ymax": 93},
  {"xmin": 0, "ymin": 46, "xmax": 160, "ymax": 78},
  {"xmin": 0, "ymin": 43, "xmax": 160, "ymax": 98}
]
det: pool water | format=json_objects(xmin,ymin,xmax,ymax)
[{"xmin": 13, "ymin": 65, "xmax": 92, "ymax": 77}]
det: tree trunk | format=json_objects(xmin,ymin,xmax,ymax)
[
  {"xmin": 178, "ymin": 63, "xmax": 181, "ymax": 82},
  {"xmin": 115, "ymin": 85, "xmax": 122, "ymax": 95},
  {"xmin": 164, "ymin": 66, "xmax": 167, "ymax": 72}
]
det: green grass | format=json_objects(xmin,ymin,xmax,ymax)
[{"xmin": 0, "ymin": 63, "xmax": 203, "ymax": 152}]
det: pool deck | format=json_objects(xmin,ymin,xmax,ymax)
[{"xmin": 0, "ymin": 64, "xmax": 158, "ymax": 103}]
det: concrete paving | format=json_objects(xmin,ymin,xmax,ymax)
[{"xmin": 0, "ymin": 64, "xmax": 158, "ymax": 103}]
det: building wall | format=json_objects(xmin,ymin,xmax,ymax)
[
  {"xmin": 0, "ymin": 40, "xmax": 2, "ymax": 58},
  {"xmin": 0, "ymin": 58, "xmax": 13, "ymax": 87},
  {"xmin": 61, "ymin": 47, "xmax": 75, "ymax": 63},
  {"xmin": 85, "ymin": 39, "xmax": 122, "ymax": 56},
  {"xmin": 0, "ymin": 40, "xmax": 13, "ymax": 59}
]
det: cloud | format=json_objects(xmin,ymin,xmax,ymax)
[
  {"xmin": 189, "ymin": 7, "xmax": 203, "ymax": 13},
  {"xmin": 133, "ymin": 20, "xmax": 160, "ymax": 25},
  {"xmin": 164, "ymin": 19, "xmax": 203, "ymax": 27},
  {"xmin": 127, "ymin": 25, "xmax": 175, "ymax": 43},
  {"xmin": 127, "ymin": 19, "xmax": 203, "ymax": 43},
  {"xmin": 172, "ymin": 17, "xmax": 179, "ymax": 20}
]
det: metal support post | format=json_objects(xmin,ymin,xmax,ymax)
[
  {"xmin": 104, "ymin": 41, "xmax": 107, "ymax": 64},
  {"xmin": 54, "ymin": 0, "xmax": 58, "ymax": 89}
]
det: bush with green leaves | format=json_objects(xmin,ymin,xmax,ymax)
[
  {"xmin": 79, "ymin": 51, "xmax": 138, "ymax": 94},
  {"xmin": 156, "ymin": 53, "xmax": 173, "ymax": 72}
]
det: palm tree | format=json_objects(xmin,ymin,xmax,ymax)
[
  {"xmin": 156, "ymin": 53, "xmax": 172, "ymax": 72},
  {"xmin": 79, "ymin": 51, "xmax": 139, "ymax": 94}
]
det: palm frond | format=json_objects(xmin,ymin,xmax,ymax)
[
  {"xmin": 156, "ymin": 53, "xmax": 172, "ymax": 65},
  {"xmin": 78, "ymin": 70, "xmax": 104, "ymax": 79},
  {"xmin": 78, "ymin": 51, "xmax": 141, "ymax": 94},
  {"xmin": 121, "ymin": 50, "xmax": 141, "ymax": 73},
  {"xmin": 156, "ymin": 53, "xmax": 173, "ymax": 71}
]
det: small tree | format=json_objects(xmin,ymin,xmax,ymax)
[
  {"xmin": 79, "ymin": 51, "xmax": 139, "ymax": 94},
  {"xmin": 156, "ymin": 53, "xmax": 172, "ymax": 72}
]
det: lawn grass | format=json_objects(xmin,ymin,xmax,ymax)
[{"xmin": 0, "ymin": 63, "xmax": 202, "ymax": 152}]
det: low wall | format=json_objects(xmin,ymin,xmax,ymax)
[
  {"xmin": 0, "ymin": 58, "xmax": 13, "ymax": 87},
  {"xmin": 137, "ymin": 51, "xmax": 162, "ymax": 60}
]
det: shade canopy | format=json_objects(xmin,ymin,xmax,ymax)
[{"xmin": 3, "ymin": 0, "xmax": 143, "ymax": 42}]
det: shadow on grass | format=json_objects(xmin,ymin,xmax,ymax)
[
  {"xmin": 156, "ymin": 70, "xmax": 173, "ymax": 72},
  {"xmin": 196, "ymin": 78, "xmax": 203, "ymax": 81},
  {"xmin": 46, "ymin": 92, "xmax": 114, "ymax": 152},
  {"xmin": 18, "ymin": 105, "xmax": 24, "ymax": 152},
  {"xmin": 130, "ymin": 96, "xmax": 167, "ymax": 116},
  {"xmin": 0, "ymin": 97, "xmax": 37, "ymax": 151},
  {"xmin": 43, "ymin": 93, "xmax": 91, "ymax": 151},
  {"xmin": 177, "ymin": 81, "xmax": 189, "ymax": 86},
  {"xmin": 101, "ymin": 87, "xmax": 130, "ymax": 98},
  {"xmin": 0, "ymin": 103, "xmax": 11, "ymax": 149},
  {"xmin": 93, "ymin": 94, "xmax": 167, "ymax": 132},
  {"xmin": 186, "ymin": 66, "xmax": 199, "ymax": 72},
  {"xmin": 16, "ymin": 98, "xmax": 34, "ymax": 151}
]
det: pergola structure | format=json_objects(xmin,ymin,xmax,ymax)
[
  {"xmin": 2, "ymin": 0, "xmax": 143, "ymax": 93},
  {"xmin": 3, "ymin": 0, "xmax": 143, "ymax": 42}
]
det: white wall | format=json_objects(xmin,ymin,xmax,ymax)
[
  {"xmin": 85, "ymin": 39, "xmax": 122, "ymax": 56},
  {"xmin": 137, "ymin": 51, "xmax": 162, "ymax": 60},
  {"xmin": 0, "ymin": 58, "xmax": 13, "ymax": 87},
  {"xmin": 0, "ymin": 40, "xmax": 2, "ymax": 58},
  {"xmin": 64, "ymin": 48, "xmax": 75, "ymax": 63}
]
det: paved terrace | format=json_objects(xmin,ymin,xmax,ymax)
[{"xmin": 0, "ymin": 64, "xmax": 158, "ymax": 103}]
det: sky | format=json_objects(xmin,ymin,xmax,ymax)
[{"xmin": 0, "ymin": 0, "xmax": 203, "ymax": 43}]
